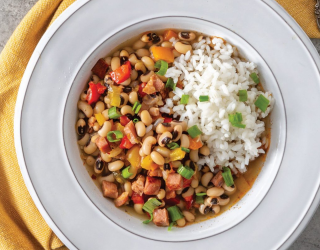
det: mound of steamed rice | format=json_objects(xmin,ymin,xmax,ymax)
[{"xmin": 161, "ymin": 37, "xmax": 274, "ymax": 173}]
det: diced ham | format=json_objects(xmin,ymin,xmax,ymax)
[
  {"xmin": 153, "ymin": 208, "xmax": 169, "ymax": 227},
  {"xmin": 124, "ymin": 121, "xmax": 139, "ymax": 144},
  {"xmin": 95, "ymin": 136, "xmax": 111, "ymax": 153},
  {"xmin": 91, "ymin": 58, "xmax": 109, "ymax": 79},
  {"xmin": 142, "ymin": 74, "xmax": 165, "ymax": 94},
  {"xmin": 211, "ymin": 171, "xmax": 224, "ymax": 187},
  {"xmin": 132, "ymin": 175, "xmax": 145, "ymax": 196},
  {"xmin": 166, "ymin": 190, "xmax": 176, "ymax": 199},
  {"xmin": 144, "ymin": 177, "xmax": 161, "ymax": 195},
  {"xmin": 102, "ymin": 181, "xmax": 118, "ymax": 199},
  {"xmin": 166, "ymin": 173, "xmax": 183, "ymax": 190},
  {"xmin": 148, "ymin": 168, "xmax": 163, "ymax": 177},
  {"xmin": 114, "ymin": 192, "xmax": 129, "ymax": 207}
]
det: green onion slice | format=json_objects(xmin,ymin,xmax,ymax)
[
  {"xmin": 187, "ymin": 125, "xmax": 202, "ymax": 138},
  {"xmin": 199, "ymin": 95, "xmax": 209, "ymax": 102},
  {"xmin": 165, "ymin": 78, "xmax": 176, "ymax": 90},
  {"xmin": 155, "ymin": 60, "xmax": 169, "ymax": 76},
  {"xmin": 142, "ymin": 198, "xmax": 162, "ymax": 214},
  {"xmin": 168, "ymin": 221, "xmax": 176, "ymax": 231},
  {"xmin": 180, "ymin": 95, "xmax": 189, "ymax": 105},
  {"xmin": 133, "ymin": 118, "xmax": 139, "ymax": 124},
  {"xmin": 143, "ymin": 212, "xmax": 153, "ymax": 224},
  {"xmin": 238, "ymin": 90, "xmax": 248, "ymax": 102},
  {"xmin": 167, "ymin": 206, "xmax": 184, "ymax": 222},
  {"xmin": 108, "ymin": 106, "xmax": 121, "ymax": 119},
  {"xmin": 250, "ymin": 72, "xmax": 260, "ymax": 84},
  {"xmin": 166, "ymin": 142, "xmax": 179, "ymax": 149},
  {"xmin": 181, "ymin": 147, "xmax": 190, "ymax": 153},
  {"xmin": 196, "ymin": 192, "xmax": 207, "ymax": 196},
  {"xmin": 107, "ymin": 130, "xmax": 123, "ymax": 142},
  {"xmin": 177, "ymin": 165, "xmax": 194, "ymax": 180},
  {"xmin": 132, "ymin": 101, "xmax": 141, "ymax": 114},
  {"xmin": 254, "ymin": 94, "xmax": 270, "ymax": 112},
  {"xmin": 222, "ymin": 167, "xmax": 234, "ymax": 187},
  {"xmin": 228, "ymin": 112, "xmax": 246, "ymax": 128},
  {"xmin": 121, "ymin": 166, "xmax": 133, "ymax": 179},
  {"xmin": 195, "ymin": 195, "xmax": 204, "ymax": 204}
]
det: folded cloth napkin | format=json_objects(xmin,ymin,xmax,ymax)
[{"xmin": 0, "ymin": 0, "xmax": 318, "ymax": 249}]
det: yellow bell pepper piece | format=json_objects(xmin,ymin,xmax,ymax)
[
  {"xmin": 108, "ymin": 86, "xmax": 122, "ymax": 107},
  {"xmin": 151, "ymin": 46, "xmax": 174, "ymax": 63},
  {"xmin": 95, "ymin": 113, "xmax": 106, "ymax": 126},
  {"xmin": 126, "ymin": 145, "xmax": 141, "ymax": 168},
  {"xmin": 141, "ymin": 155, "xmax": 158, "ymax": 170},
  {"xmin": 114, "ymin": 122, "xmax": 124, "ymax": 133},
  {"xmin": 169, "ymin": 148, "xmax": 186, "ymax": 162}
]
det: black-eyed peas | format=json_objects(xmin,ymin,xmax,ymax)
[
  {"xmin": 120, "ymin": 77, "xmax": 131, "ymax": 86},
  {"xmin": 84, "ymin": 140, "xmax": 97, "ymax": 155},
  {"xmin": 120, "ymin": 49, "xmax": 129, "ymax": 58},
  {"xmin": 132, "ymin": 40, "xmax": 146, "ymax": 50},
  {"xmin": 140, "ymin": 110, "xmax": 152, "ymax": 126},
  {"xmin": 180, "ymin": 134, "xmax": 190, "ymax": 148},
  {"xmin": 93, "ymin": 122, "xmax": 100, "ymax": 131},
  {"xmin": 94, "ymin": 157, "xmax": 105, "ymax": 174},
  {"xmin": 191, "ymin": 178, "xmax": 199, "ymax": 188},
  {"xmin": 108, "ymin": 160, "xmax": 124, "ymax": 172},
  {"xmin": 141, "ymin": 56, "xmax": 155, "ymax": 71},
  {"xmin": 150, "ymin": 151, "xmax": 165, "ymax": 165},
  {"xmin": 142, "ymin": 136, "xmax": 157, "ymax": 155},
  {"xmin": 211, "ymin": 205, "xmax": 221, "ymax": 214},
  {"xmin": 156, "ymin": 123, "xmax": 173, "ymax": 134},
  {"xmin": 201, "ymin": 172, "xmax": 213, "ymax": 187},
  {"xmin": 99, "ymin": 173, "xmax": 115, "ymax": 183},
  {"xmin": 157, "ymin": 189, "xmax": 166, "ymax": 200},
  {"xmin": 190, "ymin": 149, "xmax": 199, "ymax": 162},
  {"xmin": 120, "ymin": 105, "xmax": 134, "ymax": 116},
  {"xmin": 101, "ymin": 152, "xmax": 112, "ymax": 162},
  {"xmin": 123, "ymin": 46, "xmax": 134, "ymax": 54},
  {"xmin": 182, "ymin": 211, "xmax": 195, "ymax": 222},
  {"xmin": 80, "ymin": 92, "xmax": 87, "ymax": 101},
  {"xmin": 158, "ymin": 132, "xmax": 172, "ymax": 147},
  {"xmin": 128, "ymin": 91, "xmax": 138, "ymax": 104},
  {"xmin": 104, "ymin": 56, "xmax": 112, "ymax": 65},
  {"xmin": 199, "ymin": 145, "xmax": 210, "ymax": 156},
  {"xmin": 176, "ymin": 218, "xmax": 186, "ymax": 227},
  {"xmin": 149, "ymin": 107, "xmax": 159, "ymax": 117},
  {"xmin": 135, "ymin": 121, "xmax": 146, "ymax": 137},
  {"xmin": 130, "ymin": 69, "xmax": 138, "ymax": 81},
  {"xmin": 195, "ymin": 185, "xmax": 207, "ymax": 194},
  {"xmin": 171, "ymin": 120, "xmax": 188, "ymax": 131},
  {"xmin": 205, "ymin": 197, "xmax": 218, "ymax": 206},
  {"xmin": 119, "ymin": 93, "xmax": 129, "ymax": 107},
  {"xmin": 111, "ymin": 56, "xmax": 120, "ymax": 71},
  {"xmin": 223, "ymin": 183, "xmax": 236, "ymax": 196},
  {"xmin": 86, "ymin": 156, "xmax": 95, "ymax": 166},
  {"xmin": 78, "ymin": 133, "xmax": 90, "ymax": 146},
  {"xmin": 128, "ymin": 53, "xmax": 138, "ymax": 65},
  {"xmin": 171, "ymin": 161, "xmax": 182, "ymax": 168},
  {"xmin": 199, "ymin": 204, "xmax": 211, "ymax": 215},
  {"xmin": 207, "ymin": 187, "xmax": 224, "ymax": 197},
  {"xmin": 161, "ymin": 41, "xmax": 173, "ymax": 48},
  {"xmin": 77, "ymin": 101, "xmax": 93, "ymax": 118},
  {"xmin": 134, "ymin": 204, "xmax": 144, "ymax": 214},
  {"xmin": 135, "ymin": 61, "xmax": 147, "ymax": 73},
  {"xmin": 135, "ymin": 48, "xmax": 150, "ymax": 58},
  {"xmin": 92, "ymin": 74, "xmax": 100, "ymax": 83},
  {"xmin": 217, "ymin": 195, "xmax": 230, "ymax": 206},
  {"xmin": 98, "ymin": 121, "xmax": 112, "ymax": 137},
  {"xmin": 172, "ymin": 125, "xmax": 182, "ymax": 141},
  {"xmin": 182, "ymin": 187, "xmax": 194, "ymax": 198},
  {"xmin": 178, "ymin": 31, "xmax": 196, "ymax": 41},
  {"xmin": 76, "ymin": 119, "xmax": 87, "ymax": 136},
  {"xmin": 113, "ymin": 50, "xmax": 120, "ymax": 57},
  {"xmin": 154, "ymin": 146, "xmax": 171, "ymax": 158},
  {"xmin": 140, "ymin": 70, "xmax": 154, "ymax": 82},
  {"xmin": 93, "ymin": 101, "xmax": 105, "ymax": 114},
  {"xmin": 172, "ymin": 49, "xmax": 182, "ymax": 58},
  {"xmin": 174, "ymin": 41, "xmax": 192, "ymax": 54},
  {"xmin": 124, "ymin": 181, "xmax": 133, "ymax": 196},
  {"xmin": 141, "ymin": 130, "xmax": 154, "ymax": 143}
]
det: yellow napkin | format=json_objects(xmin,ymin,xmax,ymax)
[{"xmin": 0, "ymin": 0, "xmax": 318, "ymax": 249}]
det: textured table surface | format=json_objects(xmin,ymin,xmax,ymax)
[{"xmin": 1, "ymin": 0, "xmax": 320, "ymax": 249}]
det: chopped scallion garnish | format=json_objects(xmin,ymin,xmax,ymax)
[
  {"xmin": 165, "ymin": 78, "xmax": 176, "ymax": 90},
  {"xmin": 143, "ymin": 213, "xmax": 153, "ymax": 224},
  {"xmin": 195, "ymin": 195, "xmax": 204, "ymax": 204},
  {"xmin": 107, "ymin": 130, "xmax": 123, "ymax": 142},
  {"xmin": 133, "ymin": 118, "xmax": 139, "ymax": 124},
  {"xmin": 132, "ymin": 101, "xmax": 142, "ymax": 114},
  {"xmin": 199, "ymin": 95, "xmax": 209, "ymax": 102},
  {"xmin": 250, "ymin": 72, "xmax": 260, "ymax": 84},
  {"xmin": 121, "ymin": 166, "xmax": 133, "ymax": 179},
  {"xmin": 180, "ymin": 95, "xmax": 189, "ymax": 105},
  {"xmin": 166, "ymin": 142, "xmax": 179, "ymax": 149},
  {"xmin": 187, "ymin": 125, "xmax": 202, "ymax": 138},
  {"xmin": 181, "ymin": 147, "xmax": 190, "ymax": 153},
  {"xmin": 155, "ymin": 60, "xmax": 169, "ymax": 76},
  {"xmin": 142, "ymin": 198, "xmax": 162, "ymax": 214},
  {"xmin": 177, "ymin": 165, "xmax": 194, "ymax": 180},
  {"xmin": 222, "ymin": 167, "xmax": 234, "ymax": 187},
  {"xmin": 228, "ymin": 112, "xmax": 246, "ymax": 128},
  {"xmin": 254, "ymin": 94, "xmax": 270, "ymax": 112},
  {"xmin": 196, "ymin": 192, "xmax": 207, "ymax": 196},
  {"xmin": 238, "ymin": 90, "xmax": 247, "ymax": 102},
  {"xmin": 167, "ymin": 206, "xmax": 184, "ymax": 222},
  {"xmin": 168, "ymin": 221, "xmax": 176, "ymax": 231},
  {"xmin": 108, "ymin": 106, "xmax": 121, "ymax": 119}
]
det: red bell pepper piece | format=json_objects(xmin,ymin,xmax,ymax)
[
  {"xmin": 86, "ymin": 82, "xmax": 106, "ymax": 105},
  {"xmin": 119, "ymin": 135, "xmax": 134, "ymax": 149},
  {"xmin": 131, "ymin": 192, "xmax": 144, "ymax": 204},
  {"xmin": 138, "ymin": 82, "xmax": 147, "ymax": 98},
  {"xmin": 164, "ymin": 117, "xmax": 172, "ymax": 123},
  {"xmin": 110, "ymin": 61, "xmax": 131, "ymax": 84},
  {"xmin": 164, "ymin": 196, "xmax": 180, "ymax": 206},
  {"xmin": 182, "ymin": 177, "xmax": 193, "ymax": 188},
  {"xmin": 184, "ymin": 195, "xmax": 194, "ymax": 210},
  {"xmin": 120, "ymin": 115, "xmax": 131, "ymax": 126}
]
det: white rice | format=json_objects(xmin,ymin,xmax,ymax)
[{"xmin": 163, "ymin": 37, "xmax": 274, "ymax": 173}]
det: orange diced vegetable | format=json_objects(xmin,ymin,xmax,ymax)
[
  {"xmin": 126, "ymin": 145, "xmax": 141, "ymax": 168},
  {"xmin": 189, "ymin": 136, "xmax": 203, "ymax": 150},
  {"xmin": 151, "ymin": 47, "xmax": 174, "ymax": 63},
  {"xmin": 169, "ymin": 148, "xmax": 186, "ymax": 162},
  {"xmin": 163, "ymin": 30, "xmax": 178, "ymax": 41},
  {"xmin": 95, "ymin": 113, "xmax": 106, "ymax": 126},
  {"xmin": 141, "ymin": 155, "xmax": 157, "ymax": 170}
]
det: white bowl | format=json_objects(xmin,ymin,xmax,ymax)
[{"xmin": 63, "ymin": 16, "xmax": 286, "ymax": 242}]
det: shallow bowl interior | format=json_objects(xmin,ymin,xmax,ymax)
[{"xmin": 63, "ymin": 16, "xmax": 286, "ymax": 241}]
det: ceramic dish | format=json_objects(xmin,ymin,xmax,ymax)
[{"xmin": 14, "ymin": 0, "xmax": 320, "ymax": 249}]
